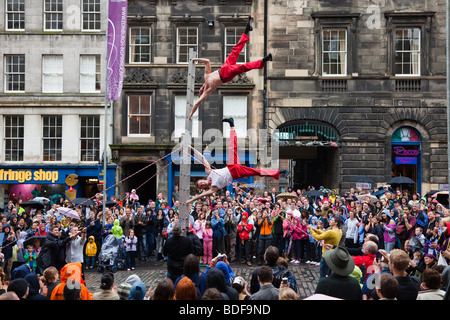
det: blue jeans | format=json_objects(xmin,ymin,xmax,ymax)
[
  {"xmin": 385, "ymin": 241, "xmax": 395, "ymax": 254},
  {"xmin": 258, "ymin": 234, "xmax": 273, "ymax": 258},
  {"xmin": 319, "ymin": 256, "xmax": 331, "ymax": 280},
  {"xmin": 146, "ymin": 232, "xmax": 155, "ymax": 255},
  {"xmin": 272, "ymin": 233, "xmax": 285, "ymax": 256},
  {"xmin": 86, "ymin": 256, "xmax": 96, "ymax": 268},
  {"xmin": 137, "ymin": 234, "xmax": 148, "ymax": 259}
]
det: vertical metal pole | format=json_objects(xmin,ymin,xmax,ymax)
[
  {"xmin": 103, "ymin": 0, "xmax": 110, "ymax": 225},
  {"xmin": 447, "ymin": 0, "xmax": 450, "ymax": 191},
  {"xmin": 178, "ymin": 48, "xmax": 197, "ymax": 236}
]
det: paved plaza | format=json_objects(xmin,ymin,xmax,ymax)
[{"xmin": 83, "ymin": 259, "xmax": 320, "ymax": 299}]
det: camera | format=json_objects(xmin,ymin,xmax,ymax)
[
  {"xmin": 217, "ymin": 254, "xmax": 224, "ymax": 261},
  {"xmin": 282, "ymin": 277, "xmax": 288, "ymax": 285}
]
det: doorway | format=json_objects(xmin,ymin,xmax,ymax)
[
  {"xmin": 122, "ymin": 163, "xmax": 157, "ymax": 206},
  {"xmin": 391, "ymin": 127, "xmax": 421, "ymax": 194}
]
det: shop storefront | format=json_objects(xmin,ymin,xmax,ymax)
[
  {"xmin": 391, "ymin": 126, "xmax": 421, "ymax": 194},
  {"xmin": 0, "ymin": 164, "xmax": 116, "ymax": 206}
]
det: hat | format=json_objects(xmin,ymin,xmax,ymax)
[
  {"xmin": 233, "ymin": 276, "xmax": 245, "ymax": 287},
  {"xmin": 323, "ymin": 246, "xmax": 355, "ymax": 277},
  {"xmin": 424, "ymin": 253, "xmax": 436, "ymax": 260},
  {"xmin": 7, "ymin": 278, "xmax": 29, "ymax": 299}
]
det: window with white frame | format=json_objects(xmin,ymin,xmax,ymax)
[
  {"xmin": 80, "ymin": 55, "xmax": 101, "ymax": 93},
  {"xmin": 44, "ymin": 0, "xmax": 63, "ymax": 31},
  {"xmin": 129, "ymin": 27, "xmax": 151, "ymax": 64},
  {"xmin": 225, "ymin": 27, "xmax": 246, "ymax": 64},
  {"xmin": 177, "ymin": 27, "xmax": 198, "ymax": 64},
  {"xmin": 395, "ymin": 28, "xmax": 421, "ymax": 76},
  {"xmin": 222, "ymin": 96, "xmax": 247, "ymax": 138},
  {"xmin": 43, "ymin": 115, "xmax": 62, "ymax": 161},
  {"xmin": 81, "ymin": 0, "xmax": 101, "ymax": 31},
  {"xmin": 174, "ymin": 95, "xmax": 199, "ymax": 138},
  {"xmin": 80, "ymin": 115, "xmax": 100, "ymax": 161},
  {"xmin": 127, "ymin": 95, "xmax": 151, "ymax": 136},
  {"xmin": 4, "ymin": 115, "xmax": 24, "ymax": 162},
  {"xmin": 6, "ymin": 0, "xmax": 25, "ymax": 31},
  {"xmin": 322, "ymin": 29, "xmax": 347, "ymax": 76},
  {"xmin": 4, "ymin": 55, "xmax": 25, "ymax": 92},
  {"xmin": 42, "ymin": 55, "xmax": 63, "ymax": 93}
]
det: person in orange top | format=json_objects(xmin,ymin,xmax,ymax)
[
  {"xmin": 50, "ymin": 262, "xmax": 92, "ymax": 300},
  {"xmin": 256, "ymin": 208, "xmax": 273, "ymax": 266}
]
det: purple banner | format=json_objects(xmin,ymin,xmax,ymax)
[{"xmin": 107, "ymin": 0, "xmax": 127, "ymax": 101}]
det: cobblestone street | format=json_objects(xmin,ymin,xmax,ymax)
[{"xmin": 83, "ymin": 258, "xmax": 320, "ymax": 299}]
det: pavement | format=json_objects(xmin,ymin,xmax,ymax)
[{"xmin": 83, "ymin": 256, "xmax": 320, "ymax": 299}]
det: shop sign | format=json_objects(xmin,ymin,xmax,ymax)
[
  {"xmin": 0, "ymin": 169, "xmax": 59, "ymax": 183},
  {"xmin": 395, "ymin": 157, "xmax": 418, "ymax": 165},
  {"xmin": 392, "ymin": 146, "xmax": 420, "ymax": 157}
]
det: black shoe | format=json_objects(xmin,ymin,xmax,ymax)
[
  {"xmin": 244, "ymin": 16, "xmax": 253, "ymax": 34},
  {"xmin": 222, "ymin": 118, "xmax": 235, "ymax": 127},
  {"xmin": 262, "ymin": 53, "xmax": 272, "ymax": 63}
]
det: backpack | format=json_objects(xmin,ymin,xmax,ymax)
[
  {"xmin": 272, "ymin": 266, "xmax": 297, "ymax": 293},
  {"xmin": 395, "ymin": 221, "xmax": 407, "ymax": 240},
  {"xmin": 182, "ymin": 272, "xmax": 203, "ymax": 299}
]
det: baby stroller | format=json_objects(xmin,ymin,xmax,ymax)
[{"xmin": 97, "ymin": 234, "xmax": 120, "ymax": 273}]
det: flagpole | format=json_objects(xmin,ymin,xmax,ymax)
[{"xmin": 103, "ymin": 0, "xmax": 110, "ymax": 225}]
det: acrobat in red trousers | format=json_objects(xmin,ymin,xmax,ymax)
[
  {"xmin": 226, "ymin": 129, "xmax": 280, "ymax": 180},
  {"xmin": 219, "ymin": 33, "xmax": 265, "ymax": 83}
]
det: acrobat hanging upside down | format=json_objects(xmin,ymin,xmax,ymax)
[{"xmin": 188, "ymin": 16, "xmax": 272, "ymax": 120}]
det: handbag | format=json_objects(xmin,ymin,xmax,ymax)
[{"xmin": 438, "ymin": 252, "xmax": 448, "ymax": 267}]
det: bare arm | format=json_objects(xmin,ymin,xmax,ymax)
[
  {"xmin": 192, "ymin": 58, "xmax": 211, "ymax": 74},
  {"xmin": 187, "ymin": 187, "xmax": 218, "ymax": 204},
  {"xmin": 189, "ymin": 146, "xmax": 212, "ymax": 175}
]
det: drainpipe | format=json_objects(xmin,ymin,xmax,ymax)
[{"xmin": 263, "ymin": 0, "xmax": 268, "ymax": 130}]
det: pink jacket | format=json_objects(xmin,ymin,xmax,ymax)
[
  {"xmin": 291, "ymin": 218, "xmax": 308, "ymax": 240},
  {"xmin": 202, "ymin": 226, "xmax": 213, "ymax": 243}
]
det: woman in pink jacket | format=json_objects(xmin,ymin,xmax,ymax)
[{"xmin": 291, "ymin": 217, "xmax": 309, "ymax": 264}]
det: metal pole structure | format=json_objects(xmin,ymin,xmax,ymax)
[
  {"xmin": 447, "ymin": 0, "xmax": 450, "ymax": 191},
  {"xmin": 178, "ymin": 48, "xmax": 197, "ymax": 236},
  {"xmin": 103, "ymin": 0, "xmax": 110, "ymax": 225}
]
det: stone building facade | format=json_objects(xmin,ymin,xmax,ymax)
[
  {"xmin": 112, "ymin": 0, "xmax": 447, "ymax": 203},
  {"xmin": 0, "ymin": 0, "xmax": 115, "ymax": 206}
]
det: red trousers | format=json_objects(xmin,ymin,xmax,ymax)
[
  {"xmin": 226, "ymin": 129, "xmax": 280, "ymax": 180},
  {"xmin": 219, "ymin": 33, "xmax": 264, "ymax": 83}
]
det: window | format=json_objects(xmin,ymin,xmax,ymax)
[
  {"xmin": 322, "ymin": 29, "xmax": 347, "ymax": 76},
  {"xmin": 223, "ymin": 96, "xmax": 247, "ymax": 138},
  {"xmin": 6, "ymin": 0, "xmax": 25, "ymax": 31},
  {"xmin": 394, "ymin": 28, "xmax": 420, "ymax": 76},
  {"xmin": 4, "ymin": 115, "xmax": 24, "ymax": 161},
  {"xmin": 42, "ymin": 55, "xmax": 63, "ymax": 93},
  {"xmin": 129, "ymin": 27, "xmax": 151, "ymax": 64},
  {"xmin": 80, "ymin": 55, "xmax": 101, "ymax": 93},
  {"xmin": 311, "ymin": 13, "xmax": 359, "ymax": 77},
  {"xmin": 177, "ymin": 27, "xmax": 198, "ymax": 64},
  {"xmin": 81, "ymin": 0, "xmax": 101, "ymax": 31},
  {"xmin": 127, "ymin": 95, "xmax": 151, "ymax": 136},
  {"xmin": 385, "ymin": 11, "xmax": 434, "ymax": 77},
  {"xmin": 44, "ymin": 0, "xmax": 63, "ymax": 31},
  {"xmin": 174, "ymin": 95, "xmax": 199, "ymax": 138},
  {"xmin": 80, "ymin": 115, "xmax": 100, "ymax": 161},
  {"xmin": 225, "ymin": 27, "xmax": 246, "ymax": 63},
  {"xmin": 4, "ymin": 55, "xmax": 25, "ymax": 92},
  {"xmin": 43, "ymin": 115, "xmax": 62, "ymax": 161}
]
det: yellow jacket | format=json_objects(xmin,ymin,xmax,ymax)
[
  {"xmin": 85, "ymin": 236, "xmax": 97, "ymax": 257},
  {"xmin": 309, "ymin": 227, "xmax": 342, "ymax": 256}
]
